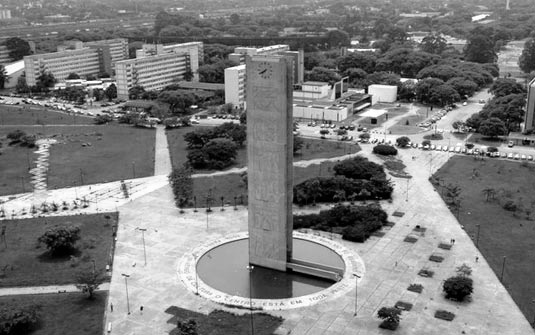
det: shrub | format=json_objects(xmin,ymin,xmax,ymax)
[
  {"xmin": 20, "ymin": 135, "xmax": 36, "ymax": 148},
  {"xmin": 6, "ymin": 129, "xmax": 25, "ymax": 142},
  {"xmin": 94, "ymin": 114, "xmax": 113, "ymax": 124},
  {"xmin": 75, "ymin": 270, "xmax": 104, "ymax": 299},
  {"xmin": 422, "ymin": 139, "xmax": 431, "ymax": 146},
  {"xmin": 502, "ymin": 200, "xmax": 517, "ymax": 212},
  {"xmin": 443, "ymin": 275, "xmax": 473, "ymax": 301},
  {"xmin": 38, "ymin": 225, "xmax": 81, "ymax": 256},
  {"xmin": 333, "ymin": 156, "xmax": 386, "ymax": 180},
  {"xmin": 373, "ymin": 144, "xmax": 397, "ymax": 156},
  {"xmin": 456, "ymin": 263, "xmax": 472, "ymax": 277},
  {"xmin": 407, "ymin": 284, "xmax": 423, "ymax": 293},
  {"xmin": 377, "ymin": 306, "xmax": 402, "ymax": 330},
  {"xmin": 396, "ymin": 136, "xmax": 410, "ymax": 147},
  {"xmin": 434, "ymin": 310, "xmax": 455, "ymax": 321},
  {"xmin": 169, "ymin": 167, "xmax": 193, "ymax": 208},
  {"xmin": 465, "ymin": 143, "xmax": 474, "ymax": 149},
  {"xmin": 0, "ymin": 306, "xmax": 40, "ymax": 334}
]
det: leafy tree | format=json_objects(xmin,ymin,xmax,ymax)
[
  {"xmin": 66, "ymin": 72, "xmax": 80, "ymax": 80},
  {"xmin": 183, "ymin": 69, "xmax": 193, "ymax": 81},
  {"xmin": 396, "ymin": 136, "xmax": 410, "ymax": 147},
  {"xmin": 452, "ymin": 120, "xmax": 464, "ymax": 132},
  {"xmin": 464, "ymin": 33, "xmax": 496, "ymax": 63},
  {"xmin": 128, "ymin": 85, "xmax": 145, "ymax": 100},
  {"xmin": 488, "ymin": 79, "xmax": 526, "ymax": 98},
  {"xmin": 0, "ymin": 65, "xmax": 7, "ymax": 89},
  {"xmin": 398, "ymin": 81, "xmax": 416, "ymax": 101},
  {"xmin": 443, "ymin": 275, "xmax": 473, "ymax": 301},
  {"xmin": 7, "ymin": 130, "xmax": 26, "ymax": 142},
  {"xmin": 334, "ymin": 156, "xmax": 386, "ymax": 180},
  {"xmin": 184, "ymin": 128, "xmax": 213, "ymax": 148},
  {"xmin": 414, "ymin": 77, "xmax": 444, "ymax": 104},
  {"xmin": 519, "ymin": 38, "xmax": 535, "ymax": 74},
  {"xmin": 198, "ymin": 59, "xmax": 237, "ymax": 84},
  {"xmin": 293, "ymin": 136, "xmax": 304, "ymax": 154},
  {"xmin": 376, "ymin": 49, "xmax": 439, "ymax": 77},
  {"xmin": 373, "ymin": 144, "xmax": 398, "ymax": 156},
  {"xmin": 446, "ymin": 77, "xmax": 478, "ymax": 98},
  {"xmin": 5, "ymin": 37, "xmax": 32, "ymax": 60},
  {"xmin": 305, "ymin": 67, "xmax": 341, "ymax": 84},
  {"xmin": 0, "ymin": 306, "xmax": 39, "ymax": 334},
  {"xmin": 428, "ymin": 84, "xmax": 461, "ymax": 106},
  {"xmin": 104, "ymin": 83, "xmax": 117, "ymax": 101},
  {"xmin": 479, "ymin": 94, "xmax": 525, "ymax": 131},
  {"xmin": 478, "ymin": 117, "xmax": 507, "ymax": 137},
  {"xmin": 417, "ymin": 65, "xmax": 461, "ymax": 82},
  {"xmin": 15, "ymin": 75, "xmax": 29, "ymax": 93},
  {"xmin": 229, "ymin": 13, "xmax": 240, "ymax": 25},
  {"xmin": 325, "ymin": 29, "xmax": 350, "ymax": 47},
  {"xmin": 203, "ymin": 138, "xmax": 238, "ymax": 169},
  {"xmin": 38, "ymin": 225, "xmax": 81, "ymax": 256},
  {"xmin": 177, "ymin": 319, "xmax": 198, "ymax": 335},
  {"xmin": 336, "ymin": 52, "xmax": 377, "ymax": 73},
  {"xmin": 94, "ymin": 114, "xmax": 113, "ymax": 124},
  {"xmin": 36, "ymin": 71, "xmax": 56, "ymax": 92},
  {"xmin": 169, "ymin": 167, "xmax": 193, "ymax": 207},
  {"xmin": 420, "ymin": 34, "xmax": 447, "ymax": 54},
  {"xmin": 75, "ymin": 271, "xmax": 104, "ymax": 299},
  {"xmin": 481, "ymin": 187, "xmax": 496, "ymax": 202},
  {"xmin": 377, "ymin": 306, "xmax": 402, "ymax": 330}
]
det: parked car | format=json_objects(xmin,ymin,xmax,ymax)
[
  {"xmin": 508, "ymin": 141, "xmax": 514, "ymax": 148},
  {"xmin": 521, "ymin": 154, "xmax": 527, "ymax": 160},
  {"xmin": 528, "ymin": 155, "xmax": 533, "ymax": 161},
  {"xmin": 436, "ymin": 145, "xmax": 442, "ymax": 151},
  {"xmin": 514, "ymin": 154, "xmax": 520, "ymax": 160},
  {"xmin": 501, "ymin": 152, "xmax": 507, "ymax": 158},
  {"xmin": 507, "ymin": 153, "xmax": 514, "ymax": 159},
  {"xmin": 442, "ymin": 146, "xmax": 448, "ymax": 152}
]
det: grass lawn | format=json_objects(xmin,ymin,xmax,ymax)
[
  {"xmin": 0, "ymin": 124, "xmax": 155, "ymax": 193},
  {"xmin": 0, "ymin": 292, "xmax": 106, "ymax": 335},
  {"xmin": 0, "ymin": 105, "xmax": 93, "ymax": 125},
  {"xmin": 191, "ymin": 160, "xmax": 339, "ymax": 208},
  {"xmin": 166, "ymin": 306, "xmax": 283, "ymax": 335},
  {"xmin": 0, "ymin": 212, "xmax": 118, "ymax": 287},
  {"xmin": 167, "ymin": 126, "xmax": 358, "ymax": 172},
  {"xmin": 0, "ymin": 140, "xmax": 36, "ymax": 195},
  {"xmin": 433, "ymin": 156, "xmax": 535, "ymax": 319}
]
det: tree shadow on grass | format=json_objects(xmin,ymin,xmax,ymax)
[
  {"xmin": 37, "ymin": 248, "xmax": 81, "ymax": 263},
  {"xmin": 165, "ymin": 306, "xmax": 284, "ymax": 335}
]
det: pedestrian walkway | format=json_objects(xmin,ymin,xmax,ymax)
[
  {"xmin": 154, "ymin": 125, "xmax": 172, "ymax": 176},
  {"xmin": 0, "ymin": 283, "xmax": 110, "ymax": 297}
]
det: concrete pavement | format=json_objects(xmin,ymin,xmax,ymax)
[{"xmin": 104, "ymin": 145, "xmax": 534, "ymax": 335}]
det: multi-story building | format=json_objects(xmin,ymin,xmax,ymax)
[
  {"xmin": 24, "ymin": 47, "xmax": 112, "ymax": 86},
  {"xmin": 524, "ymin": 78, "xmax": 535, "ymax": 132},
  {"xmin": 84, "ymin": 38, "xmax": 129, "ymax": 69},
  {"xmin": 0, "ymin": 45, "xmax": 11, "ymax": 65},
  {"xmin": 115, "ymin": 52, "xmax": 195, "ymax": 99},
  {"xmin": 136, "ymin": 42, "xmax": 203, "ymax": 81},
  {"xmin": 228, "ymin": 45, "xmax": 290, "ymax": 64},
  {"xmin": 224, "ymin": 64, "xmax": 246, "ymax": 108},
  {"xmin": 0, "ymin": 9, "xmax": 11, "ymax": 20}
]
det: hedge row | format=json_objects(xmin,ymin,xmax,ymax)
[{"xmin": 294, "ymin": 204, "xmax": 388, "ymax": 242}]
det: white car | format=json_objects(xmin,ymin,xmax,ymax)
[
  {"xmin": 521, "ymin": 154, "xmax": 527, "ymax": 160},
  {"xmin": 462, "ymin": 102, "xmax": 468, "ymax": 106},
  {"xmin": 436, "ymin": 145, "xmax": 442, "ymax": 151},
  {"xmin": 430, "ymin": 144, "xmax": 436, "ymax": 150},
  {"xmin": 507, "ymin": 153, "xmax": 514, "ymax": 159},
  {"xmin": 528, "ymin": 155, "xmax": 533, "ymax": 161}
]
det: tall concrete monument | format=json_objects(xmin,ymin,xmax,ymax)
[{"xmin": 246, "ymin": 55, "xmax": 293, "ymax": 271}]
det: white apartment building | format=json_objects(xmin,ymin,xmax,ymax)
[
  {"xmin": 84, "ymin": 38, "xmax": 129, "ymax": 68},
  {"xmin": 24, "ymin": 47, "xmax": 110, "ymax": 86},
  {"xmin": 115, "ymin": 52, "xmax": 194, "ymax": 99},
  {"xmin": 136, "ymin": 42, "xmax": 203, "ymax": 81},
  {"xmin": 224, "ymin": 64, "xmax": 246, "ymax": 108},
  {"xmin": 0, "ymin": 45, "xmax": 11, "ymax": 65},
  {"xmin": 525, "ymin": 78, "xmax": 535, "ymax": 132},
  {"xmin": 228, "ymin": 44, "xmax": 290, "ymax": 64}
]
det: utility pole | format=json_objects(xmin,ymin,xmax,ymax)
[
  {"xmin": 353, "ymin": 273, "xmax": 361, "ymax": 316},
  {"xmin": 136, "ymin": 228, "xmax": 147, "ymax": 266},
  {"xmin": 121, "ymin": 273, "xmax": 131, "ymax": 315}
]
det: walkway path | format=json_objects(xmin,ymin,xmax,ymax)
[
  {"xmin": 154, "ymin": 125, "xmax": 172, "ymax": 176},
  {"xmin": 103, "ymin": 145, "xmax": 534, "ymax": 335},
  {"xmin": 0, "ymin": 283, "xmax": 110, "ymax": 297}
]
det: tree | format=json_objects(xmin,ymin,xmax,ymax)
[
  {"xmin": 198, "ymin": 59, "xmax": 237, "ymax": 84},
  {"xmin": 464, "ymin": 34, "xmax": 497, "ymax": 63},
  {"xmin": 183, "ymin": 69, "xmax": 193, "ymax": 81},
  {"xmin": 36, "ymin": 71, "xmax": 56, "ymax": 91},
  {"xmin": 5, "ymin": 37, "xmax": 31, "ymax": 60},
  {"xmin": 333, "ymin": 156, "xmax": 385, "ymax": 180},
  {"xmin": 488, "ymin": 79, "xmax": 526, "ymax": 98},
  {"xmin": 0, "ymin": 65, "xmax": 7, "ymax": 89},
  {"xmin": 177, "ymin": 319, "xmax": 198, "ymax": 335},
  {"xmin": 129, "ymin": 85, "xmax": 145, "ymax": 100},
  {"xmin": 396, "ymin": 136, "xmax": 410, "ymax": 147},
  {"xmin": 377, "ymin": 306, "xmax": 402, "ymax": 330},
  {"xmin": 0, "ymin": 306, "xmax": 39, "ymax": 334},
  {"xmin": 452, "ymin": 120, "xmax": 464, "ymax": 132},
  {"xmin": 104, "ymin": 84, "xmax": 117, "ymax": 101},
  {"xmin": 169, "ymin": 167, "xmax": 193, "ymax": 208},
  {"xmin": 229, "ymin": 13, "xmax": 240, "ymax": 25},
  {"xmin": 415, "ymin": 78, "xmax": 444, "ymax": 104},
  {"xmin": 446, "ymin": 77, "xmax": 478, "ymax": 97},
  {"xmin": 75, "ymin": 270, "xmax": 104, "ymax": 299},
  {"xmin": 478, "ymin": 117, "xmax": 507, "ymax": 137},
  {"xmin": 94, "ymin": 114, "xmax": 113, "ymax": 124},
  {"xmin": 294, "ymin": 136, "xmax": 304, "ymax": 154},
  {"xmin": 15, "ymin": 75, "xmax": 29, "ymax": 93},
  {"xmin": 325, "ymin": 30, "xmax": 350, "ymax": 47},
  {"xmin": 336, "ymin": 52, "xmax": 377, "ymax": 73},
  {"xmin": 428, "ymin": 84, "xmax": 461, "ymax": 106},
  {"xmin": 420, "ymin": 34, "xmax": 447, "ymax": 54},
  {"xmin": 203, "ymin": 138, "xmax": 238, "ymax": 169},
  {"xmin": 443, "ymin": 275, "xmax": 473, "ymax": 301},
  {"xmin": 519, "ymin": 38, "xmax": 535, "ymax": 74},
  {"xmin": 481, "ymin": 187, "xmax": 496, "ymax": 202},
  {"xmin": 38, "ymin": 225, "xmax": 81, "ymax": 256},
  {"xmin": 66, "ymin": 72, "xmax": 80, "ymax": 80},
  {"xmin": 305, "ymin": 67, "xmax": 341, "ymax": 84}
]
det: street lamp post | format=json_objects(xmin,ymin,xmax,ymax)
[
  {"xmin": 91, "ymin": 259, "xmax": 96, "ymax": 274},
  {"xmin": 353, "ymin": 273, "xmax": 361, "ymax": 316},
  {"xmin": 405, "ymin": 178, "xmax": 409, "ymax": 202},
  {"xmin": 136, "ymin": 228, "xmax": 147, "ymax": 266},
  {"xmin": 121, "ymin": 273, "xmax": 131, "ymax": 315},
  {"xmin": 246, "ymin": 265, "xmax": 255, "ymax": 335}
]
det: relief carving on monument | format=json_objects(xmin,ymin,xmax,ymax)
[{"xmin": 252, "ymin": 87, "xmax": 280, "ymax": 112}]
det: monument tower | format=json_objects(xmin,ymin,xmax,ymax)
[{"xmin": 246, "ymin": 55, "xmax": 293, "ymax": 271}]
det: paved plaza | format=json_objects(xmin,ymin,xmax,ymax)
[{"xmin": 102, "ymin": 145, "xmax": 534, "ymax": 335}]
